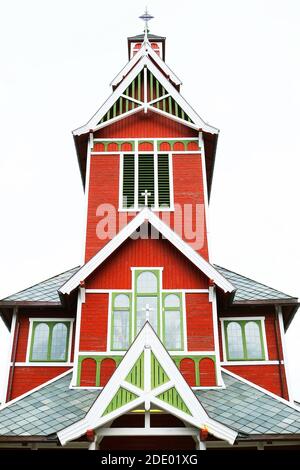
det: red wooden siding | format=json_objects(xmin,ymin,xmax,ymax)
[
  {"xmin": 223, "ymin": 365, "xmax": 289, "ymax": 400},
  {"xmin": 80, "ymin": 358, "xmax": 97, "ymax": 387},
  {"xmin": 9, "ymin": 367, "xmax": 71, "ymax": 400},
  {"xmin": 199, "ymin": 358, "xmax": 216, "ymax": 386},
  {"xmin": 95, "ymin": 111, "xmax": 197, "ymax": 139},
  {"xmin": 86, "ymin": 237, "xmax": 209, "ymax": 290},
  {"xmin": 185, "ymin": 293, "xmax": 214, "ymax": 351},
  {"xmin": 100, "ymin": 358, "xmax": 117, "ymax": 386},
  {"xmin": 80, "ymin": 294, "xmax": 108, "ymax": 351},
  {"xmin": 179, "ymin": 358, "xmax": 196, "ymax": 386}
]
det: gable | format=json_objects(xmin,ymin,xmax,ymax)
[
  {"xmin": 58, "ymin": 324, "xmax": 237, "ymax": 446},
  {"xmin": 86, "ymin": 232, "xmax": 209, "ymax": 290},
  {"xmin": 60, "ymin": 209, "xmax": 234, "ymax": 295},
  {"xmin": 97, "ymin": 66, "xmax": 194, "ymax": 128}
]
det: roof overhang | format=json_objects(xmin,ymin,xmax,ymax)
[{"xmin": 59, "ymin": 208, "xmax": 235, "ymax": 296}]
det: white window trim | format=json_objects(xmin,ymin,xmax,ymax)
[
  {"xmin": 26, "ymin": 318, "xmax": 74, "ymax": 363},
  {"xmin": 119, "ymin": 152, "xmax": 175, "ymax": 212},
  {"xmin": 219, "ymin": 316, "xmax": 269, "ymax": 362}
]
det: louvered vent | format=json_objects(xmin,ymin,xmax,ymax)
[
  {"xmin": 123, "ymin": 155, "xmax": 135, "ymax": 208},
  {"xmin": 158, "ymin": 155, "xmax": 170, "ymax": 207},
  {"xmin": 138, "ymin": 155, "xmax": 155, "ymax": 207}
]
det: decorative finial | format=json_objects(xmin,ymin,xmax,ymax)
[{"xmin": 139, "ymin": 7, "xmax": 154, "ymax": 42}]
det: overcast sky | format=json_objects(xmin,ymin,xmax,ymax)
[{"xmin": 0, "ymin": 0, "xmax": 299, "ymax": 400}]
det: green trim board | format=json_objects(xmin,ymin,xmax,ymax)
[
  {"xmin": 102, "ymin": 387, "xmax": 138, "ymax": 416},
  {"xmin": 162, "ymin": 292, "xmax": 184, "ymax": 351},
  {"xmin": 157, "ymin": 387, "xmax": 191, "ymax": 415},
  {"xmin": 29, "ymin": 321, "xmax": 71, "ymax": 363},
  {"xmin": 110, "ymin": 292, "xmax": 132, "ymax": 351},
  {"xmin": 151, "ymin": 352, "xmax": 169, "ymax": 389},
  {"xmin": 77, "ymin": 355, "xmax": 123, "ymax": 387},
  {"xmin": 172, "ymin": 355, "xmax": 216, "ymax": 387},
  {"xmin": 224, "ymin": 319, "xmax": 266, "ymax": 361},
  {"xmin": 126, "ymin": 353, "xmax": 144, "ymax": 390}
]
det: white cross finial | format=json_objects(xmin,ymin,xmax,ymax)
[
  {"xmin": 142, "ymin": 303, "xmax": 154, "ymax": 322},
  {"xmin": 141, "ymin": 189, "xmax": 151, "ymax": 206},
  {"xmin": 139, "ymin": 7, "xmax": 154, "ymax": 42}
]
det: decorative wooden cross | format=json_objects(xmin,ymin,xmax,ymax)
[
  {"xmin": 141, "ymin": 189, "xmax": 151, "ymax": 206},
  {"xmin": 142, "ymin": 303, "xmax": 154, "ymax": 322}
]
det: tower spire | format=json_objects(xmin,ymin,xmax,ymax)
[{"xmin": 139, "ymin": 7, "xmax": 154, "ymax": 42}]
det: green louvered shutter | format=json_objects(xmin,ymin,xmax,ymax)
[
  {"xmin": 158, "ymin": 154, "xmax": 170, "ymax": 207},
  {"xmin": 138, "ymin": 155, "xmax": 155, "ymax": 207},
  {"xmin": 123, "ymin": 154, "xmax": 135, "ymax": 208}
]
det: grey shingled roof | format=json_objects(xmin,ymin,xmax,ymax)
[
  {"xmin": 0, "ymin": 372, "xmax": 100, "ymax": 436},
  {"xmin": 196, "ymin": 371, "xmax": 300, "ymax": 436},
  {"xmin": 1, "ymin": 369, "xmax": 300, "ymax": 439},
  {"xmin": 215, "ymin": 265, "xmax": 295, "ymax": 302},
  {"xmin": 1, "ymin": 267, "xmax": 79, "ymax": 303},
  {"xmin": 1, "ymin": 264, "xmax": 295, "ymax": 305}
]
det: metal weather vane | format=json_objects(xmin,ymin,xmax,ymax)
[{"xmin": 139, "ymin": 7, "xmax": 154, "ymax": 41}]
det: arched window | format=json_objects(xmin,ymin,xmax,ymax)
[
  {"xmin": 226, "ymin": 322, "xmax": 244, "ymax": 360},
  {"xmin": 31, "ymin": 323, "xmax": 49, "ymax": 360},
  {"xmin": 136, "ymin": 271, "xmax": 158, "ymax": 293},
  {"xmin": 224, "ymin": 319, "xmax": 266, "ymax": 361},
  {"xmin": 51, "ymin": 323, "xmax": 68, "ymax": 360},
  {"xmin": 111, "ymin": 293, "xmax": 131, "ymax": 350},
  {"xmin": 29, "ymin": 320, "xmax": 71, "ymax": 362},
  {"xmin": 245, "ymin": 322, "xmax": 263, "ymax": 359},
  {"xmin": 163, "ymin": 294, "xmax": 183, "ymax": 350}
]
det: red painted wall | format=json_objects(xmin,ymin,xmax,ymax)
[
  {"xmin": 86, "ymin": 237, "xmax": 209, "ymax": 290},
  {"xmin": 9, "ymin": 367, "xmax": 72, "ymax": 400},
  {"xmin": 186, "ymin": 293, "xmax": 214, "ymax": 351},
  {"xmin": 79, "ymin": 294, "xmax": 108, "ymax": 351},
  {"xmin": 85, "ymin": 112, "xmax": 209, "ymax": 261}
]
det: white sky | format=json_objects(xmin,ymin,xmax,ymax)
[{"xmin": 0, "ymin": 0, "xmax": 299, "ymax": 400}]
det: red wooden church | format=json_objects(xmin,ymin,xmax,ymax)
[{"xmin": 0, "ymin": 14, "xmax": 300, "ymax": 450}]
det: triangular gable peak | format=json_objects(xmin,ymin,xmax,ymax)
[
  {"xmin": 59, "ymin": 208, "xmax": 235, "ymax": 295},
  {"xmin": 58, "ymin": 324, "xmax": 237, "ymax": 446},
  {"xmin": 72, "ymin": 48, "xmax": 218, "ymax": 137}
]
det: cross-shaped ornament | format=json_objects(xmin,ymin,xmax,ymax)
[
  {"xmin": 141, "ymin": 189, "xmax": 151, "ymax": 206},
  {"xmin": 142, "ymin": 303, "xmax": 154, "ymax": 322}
]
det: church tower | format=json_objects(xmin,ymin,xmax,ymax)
[{"xmin": 0, "ymin": 11, "xmax": 299, "ymax": 451}]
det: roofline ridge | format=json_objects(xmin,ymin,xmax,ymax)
[
  {"xmin": 214, "ymin": 264, "xmax": 296, "ymax": 299},
  {"xmin": 1, "ymin": 266, "xmax": 80, "ymax": 301}
]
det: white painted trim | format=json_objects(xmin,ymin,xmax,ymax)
[
  {"xmin": 59, "ymin": 208, "xmax": 234, "ymax": 295},
  {"xmin": 0, "ymin": 370, "xmax": 72, "ymax": 411},
  {"xmin": 277, "ymin": 307, "xmax": 294, "ymax": 402},
  {"xmin": 154, "ymin": 144, "xmax": 159, "ymax": 208},
  {"xmin": 118, "ymin": 153, "xmax": 124, "ymax": 211},
  {"xmin": 222, "ymin": 367, "xmax": 300, "ymax": 412},
  {"xmin": 81, "ymin": 132, "xmax": 92, "ymax": 264},
  {"xmin": 149, "ymin": 105, "xmax": 199, "ymax": 130},
  {"xmin": 199, "ymin": 132, "xmax": 210, "ymax": 258},
  {"xmin": 96, "ymin": 427, "xmax": 197, "ymax": 437},
  {"xmin": 71, "ymin": 292, "xmax": 83, "ymax": 387},
  {"xmin": 107, "ymin": 292, "xmax": 112, "ymax": 352},
  {"xmin": 168, "ymin": 152, "xmax": 175, "ymax": 211},
  {"xmin": 134, "ymin": 141, "xmax": 139, "ymax": 208},
  {"xmin": 220, "ymin": 316, "xmax": 268, "ymax": 362},
  {"xmin": 13, "ymin": 362, "xmax": 74, "ymax": 367},
  {"xmin": 25, "ymin": 318, "xmax": 74, "ymax": 364},
  {"xmin": 58, "ymin": 324, "xmax": 237, "ymax": 446},
  {"xmin": 219, "ymin": 316, "xmax": 266, "ymax": 322},
  {"xmin": 93, "ymin": 137, "xmax": 199, "ymax": 142},
  {"xmin": 221, "ymin": 361, "xmax": 281, "ymax": 366},
  {"xmin": 130, "ymin": 266, "xmax": 164, "ymax": 271},
  {"xmin": 2, "ymin": 309, "xmax": 17, "ymax": 404},
  {"xmin": 211, "ymin": 287, "xmax": 222, "ymax": 387}
]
